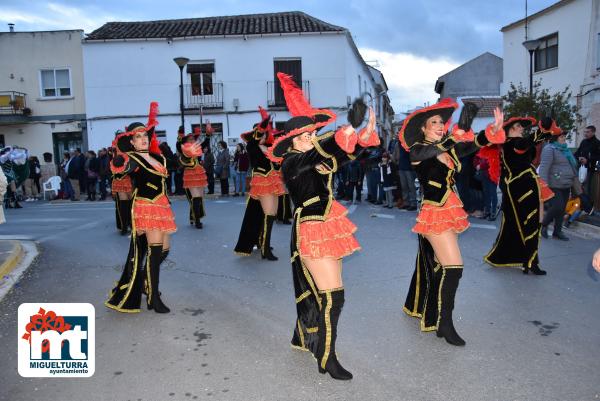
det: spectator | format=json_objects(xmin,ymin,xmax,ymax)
[
  {"xmin": 393, "ymin": 141, "xmax": 417, "ymax": 211},
  {"xmin": 379, "ymin": 152, "xmax": 397, "ymax": 208},
  {"xmin": 85, "ymin": 150, "xmax": 99, "ymax": 201},
  {"xmin": 75, "ymin": 148, "xmax": 87, "ymax": 196},
  {"xmin": 60, "ymin": 152, "xmax": 73, "ymax": 200},
  {"xmin": 66, "ymin": 149, "xmax": 83, "ymax": 201},
  {"xmin": 574, "ymin": 125, "xmax": 600, "ymax": 194},
  {"xmin": 365, "ymin": 145, "xmax": 383, "ymax": 204},
  {"xmin": 474, "ymin": 147, "xmax": 499, "ymax": 221},
  {"xmin": 97, "ymin": 148, "xmax": 110, "ymax": 200},
  {"xmin": 159, "ymin": 142, "xmax": 177, "ymax": 195},
  {"xmin": 539, "ymin": 132, "xmax": 578, "ymax": 241},
  {"xmin": 233, "ymin": 143, "xmax": 249, "ymax": 196},
  {"xmin": 346, "ymin": 159, "xmax": 362, "ymax": 203},
  {"xmin": 216, "ymin": 140, "xmax": 230, "ymax": 196},
  {"xmin": 202, "ymin": 141, "xmax": 215, "ymax": 194},
  {"xmin": 24, "ymin": 155, "xmax": 40, "ymax": 201}
]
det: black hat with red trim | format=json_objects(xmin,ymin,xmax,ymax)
[{"xmin": 398, "ymin": 98, "xmax": 458, "ymax": 151}]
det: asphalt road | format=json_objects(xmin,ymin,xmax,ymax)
[{"xmin": 0, "ymin": 197, "xmax": 599, "ymax": 401}]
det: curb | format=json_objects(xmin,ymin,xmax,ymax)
[{"xmin": 0, "ymin": 241, "xmax": 23, "ymax": 279}]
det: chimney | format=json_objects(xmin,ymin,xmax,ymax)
[{"xmin": 8, "ymin": 23, "xmax": 14, "ymax": 32}]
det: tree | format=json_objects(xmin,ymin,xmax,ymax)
[{"xmin": 502, "ymin": 81, "xmax": 580, "ymax": 131}]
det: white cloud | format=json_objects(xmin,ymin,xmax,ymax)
[
  {"xmin": 359, "ymin": 47, "xmax": 460, "ymax": 113},
  {"xmin": 0, "ymin": 3, "xmax": 118, "ymax": 33}
]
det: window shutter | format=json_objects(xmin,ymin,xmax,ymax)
[{"xmin": 187, "ymin": 64, "xmax": 215, "ymax": 74}]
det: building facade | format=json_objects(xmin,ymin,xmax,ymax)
[
  {"xmin": 502, "ymin": 0, "xmax": 599, "ymax": 139},
  {"xmin": 83, "ymin": 12, "xmax": 390, "ymax": 152},
  {"xmin": 0, "ymin": 29, "xmax": 87, "ymax": 161}
]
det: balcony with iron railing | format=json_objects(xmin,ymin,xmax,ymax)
[
  {"xmin": 184, "ymin": 83, "xmax": 223, "ymax": 110},
  {"xmin": 267, "ymin": 81, "xmax": 310, "ymax": 108},
  {"xmin": 0, "ymin": 91, "xmax": 30, "ymax": 115}
]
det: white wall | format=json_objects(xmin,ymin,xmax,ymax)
[
  {"xmin": 83, "ymin": 32, "xmax": 377, "ymax": 151},
  {"xmin": 502, "ymin": 0, "xmax": 592, "ymax": 97}
]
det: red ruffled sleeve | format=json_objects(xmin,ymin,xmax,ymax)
[
  {"xmin": 451, "ymin": 124, "xmax": 475, "ymax": 142},
  {"xmin": 334, "ymin": 127, "xmax": 358, "ymax": 153},
  {"xmin": 485, "ymin": 124, "xmax": 506, "ymax": 144}
]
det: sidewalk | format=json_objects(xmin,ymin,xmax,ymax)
[{"xmin": 0, "ymin": 240, "xmax": 38, "ymax": 301}]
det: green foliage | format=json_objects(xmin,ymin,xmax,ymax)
[{"xmin": 502, "ymin": 81, "xmax": 580, "ymax": 131}]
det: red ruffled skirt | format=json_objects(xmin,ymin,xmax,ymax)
[
  {"xmin": 537, "ymin": 177, "xmax": 554, "ymax": 201},
  {"xmin": 112, "ymin": 176, "xmax": 132, "ymax": 194},
  {"xmin": 249, "ymin": 170, "xmax": 286, "ymax": 199},
  {"xmin": 413, "ymin": 192, "xmax": 469, "ymax": 235},
  {"xmin": 298, "ymin": 201, "xmax": 361, "ymax": 259},
  {"xmin": 133, "ymin": 194, "xmax": 177, "ymax": 234},
  {"xmin": 183, "ymin": 165, "xmax": 208, "ymax": 189}
]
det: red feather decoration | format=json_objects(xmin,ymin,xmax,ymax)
[
  {"xmin": 276, "ymin": 72, "xmax": 314, "ymax": 117},
  {"xmin": 477, "ymin": 145, "xmax": 500, "ymax": 184},
  {"xmin": 259, "ymin": 106, "xmax": 269, "ymax": 121},
  {"xmin": 147, "ymin": 101, "xmax": 159, "ymax": 128}
]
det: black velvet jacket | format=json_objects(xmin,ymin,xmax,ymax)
[
  {"xmin": 112, "ymin": 152, "xmax": 168, "ymax": 202},
  {"xmin": 281, "ymin": 130, "xmax": 359, "ymax": 221},
  {"xmin": 410, "ymin": 130, "xmax": 491, "ymax": 206},
  {"xmin": 246, "ymin": 130, "xmax": 275, "ymax": 177},
  {"xmin": 500, "ymin": 131, "xmax": 551, "ymax": 182}
]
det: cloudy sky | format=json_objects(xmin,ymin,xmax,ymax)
[{"xmin": 0, "ymin": 0, "xmax": 557, "ymax": 111}]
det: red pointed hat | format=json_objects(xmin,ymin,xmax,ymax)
[
  {"xmin": 502, "ymin": 116, "xmax": 536, "ymax": 131},
  {"xmin": 268, "ymin": 72, "xmax": 336, "ymax": 158},
  {"xmin": 398, "ymin": 98, "xmax": 458, "ymax": 151}
]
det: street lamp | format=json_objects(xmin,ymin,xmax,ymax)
[
  {"xmin": 173, "ymin": 57, "xmax": 189, "ymax": 131},
  {"xmin": 522, "ymin": 39, "xmax": 541, "ymax": 96}
]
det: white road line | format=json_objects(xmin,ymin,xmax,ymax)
[
  {"xmin": 4, "ymin": 218, "xmax": 78, "ymax": 223},
  {"xmin": 370, "ymin": 213, "xmax": 396, "ymax": 219},
  {"xmin": 214, "ymin": 200, "xmax": 230, "ymax": 204},
  {"xmin": 469, "ymin": 223, "xmax": 497, "ymax": 230},
  {"xmin": 0, "ymin": 235, "xmax": 35, "ymax": 240},
  {"xmin": 37, "ymin": 220, "xmax": 102, "ymax": 243}
]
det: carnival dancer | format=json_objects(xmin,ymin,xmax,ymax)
[
  {"xmin": 105, "ymin": 102, "xmax": 177, "ymax": 314},
  {"xmin": 234, "ymin": 107, "xmax": 286, "ymax": 260},
  {"xmin": 111, "ymin": 132, "xmax": 134, "ymax": 235},
  {"xmin": 177, "ymin": 127, "xmax": 208, "ymax": 229},
  {"xmin": 401, "ymin": 99, "xmax": 505, "ymax": 346},
  {"xmin": 484, "ymin": 116, "xmax": 562, "ymax": 274},
  {"xmin": 268, "ymin": 72, "xmax": 379, "ymax": 380}
]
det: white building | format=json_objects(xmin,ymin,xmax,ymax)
[
  {"xmin": 0, "ymin": 28, "xmax": 87, "ymax": 160},
  {"xmin": 501, "ymin": 0, "xmax": 600, "ymax": 139},
  {"xmin": 83, "ymin": 12, "xmax": 393, "ymax": 152}
]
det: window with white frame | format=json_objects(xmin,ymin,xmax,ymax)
[
  {"xmin": 187, "ymin": 63, "xmax": 215, "ymax": 96},
  {"xmin": 534, "ymin": 33, "xmax": 558, "ymax": 72},
  {"xmin": 40, "ymin": 69, "xmax": 71, "ymax": 98}
]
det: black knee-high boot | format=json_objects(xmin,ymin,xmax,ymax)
[
  {"xmin": 436, "ymin": 266, "xmax": 465, "ymax": 346},
  {"xmin": 119, "ymin": 199, "xmax": 132, "ymax": 235},
  {"xmin": 143, "ymin": 246, "xmax": 167, "ymax": 297},
  {"xmin": 115, "ymin": 197, "xmax": 123, "ymax": 231},
  {"xmin": 146, "ymin": 244, "xmax": 170, "ymax": 313},
  {"xmin": 185, "ymin": 189, "xmax": 193, "ymax": 225},
  {"xmin": 316, "ymin": 288, "xmax": 352, "ymax": 380},
  {"xmin": 261, "ymin": 215, "xmax": 277, "ymax": 261},
  {"xmin": 192, "ymin": 197, "xmax": 203, "ymax": 229}
]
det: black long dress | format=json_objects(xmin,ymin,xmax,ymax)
[
  {"xmin": 484, "ymin": 130, "xmax": 552, "ymax": 269},
  {"xmin": 105, "ymin": 152, "xmax": 170, "ymax": 313}
]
